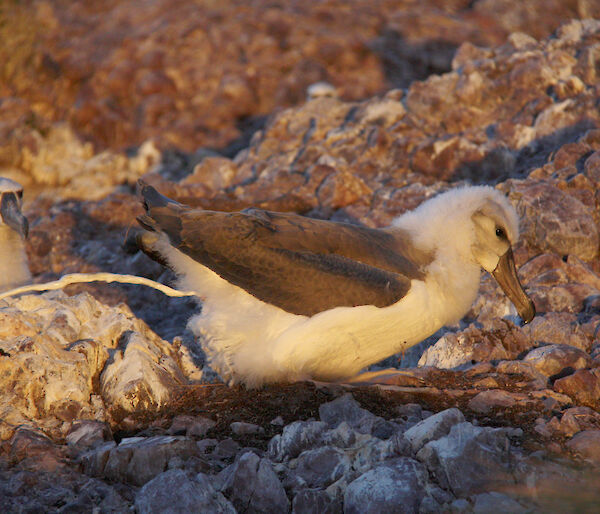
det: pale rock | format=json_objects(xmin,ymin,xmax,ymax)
[
  {"xmin": 404, "ymin": 408, "xmax": 465, "ymax": 453},
  {"xmin": 0, "ymin": 292, "xmax": 188, "ymax": 440},
  {"xmin": 350, "ymin": 433, "xmax": 411, "ymax": 474},
  {"xmin": 135, "ymin": 469, "xmax": 235, "ymax": 514},
  {"xmin": 100, "ymin": 330, "xmax": 186, "ymax": 413},
  {"xmin": 268, "ymin": 420, "xmax": 328, "ymax": 462}
]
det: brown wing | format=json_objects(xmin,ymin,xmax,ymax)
[{"xmin": 137, "ymin": 183, "xmax": 432, "ymax": 316}]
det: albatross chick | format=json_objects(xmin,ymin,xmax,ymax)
[
  {"xmin": 137, "ymin": 181, "xmax": 535, "ymax": 387},
  {"xmin": 0, "ymin": 178, "xmax": 31, "ymax": 292}
]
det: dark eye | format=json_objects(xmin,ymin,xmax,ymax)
[{"xmin": 495, "ymin": 227, "xmax": 506, "ymax": 239}]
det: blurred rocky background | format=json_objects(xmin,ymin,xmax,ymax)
[{"xmin": 1, "ymin": 1, "xmax": 600, "ymax": 512}]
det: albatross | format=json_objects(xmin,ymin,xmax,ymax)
[
  {"xmin": 137, "ymin": 181, "xmax": 535, "ymax": 387},
  {"xmin": 0, "ymin": 178, "xmax": 31, "ymax": 292}
]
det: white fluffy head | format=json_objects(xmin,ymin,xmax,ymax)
[{"xmin": 392, "ymin": 185, "xmax": 520, "ymax": 271}]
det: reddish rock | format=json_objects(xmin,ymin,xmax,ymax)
[
  {"xmin": 554, "ymin": 369, "xmax": 600, "ymax": 410},
  {"xmin": 566, "ymin": 430, "xmax": 600, "ymax": 464},
  {"xmin": 523, "ymin": 344, "xmax": 592, "ymax": 377},
  {"xmin": 468, "ymin": 390, "xmax": 518, "ymax": 414}
]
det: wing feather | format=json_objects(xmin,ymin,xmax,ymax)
[{"xmin": 138, "ymin": 183, "xmax": 432, "ymax": 316}]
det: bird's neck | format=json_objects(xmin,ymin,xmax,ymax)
[{"xmin": 0, "ymin": 227, "xmax": 31, "ymax": 292}]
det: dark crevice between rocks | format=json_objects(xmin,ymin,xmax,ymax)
[
  {"xmin": 451, "ymin": 119, "xmax": 599, "ymax": 184},
  {"xmin": 369, "ymin": 29, "xmax": 457, "ymax": 90}
]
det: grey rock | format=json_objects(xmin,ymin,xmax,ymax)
[
  {"xmin": 351, "ymin": 433, "xmax": 411, "ymax": 474},
  {"xmin": 64, "ymin": 478, "xmax": 129, "ymax": 513},
  {"xmin": 472, "ymin": 491, "xmax": 527, "ymax": 513},
  {"xmin": 135, "ymin": 469, "xmax": 235, "ymax": 514},
  {"xmin": 268, "ymin": 420, "xmax": 328, "ymax": 461},
  {"xmin": 404, "ymin": 408, "xmax": 465, "ymax": 453},
  {"xmin": 323, "ymin": 421, "xmax": 357, "ymax": 448},
  {"xmin": 319, "ymin": 393, "xmax": 382, "ymax": 434},
  {"xmin": 294, "ymin": 446, "xmax": 351, "ymax": 488},
  {"xmin": 212, "ymin": 438, "xmax": 241, "ymax": 460},
  {"xmin": 523, "ymin": 344, "xmax": 591, "ymax": 378},
  {"xmin": 417, "ymin": 422, "xmax": 514, "ymax": 497},
  {"xmin": 102, "ymin": 435, "xmax": 200, "ymax": 486},
  {"xmin": 344, "ymin": 458, "xmax": 427, "ymax": 514},
  {"xmin": 230, "ymin": 421, "xmax": 265, "ymax": 436},
  {"xmin": 292, "ymin": 488, "xmax": 342, "ymax": 514},
  {"xmin": 221, "ymin": 451, "xmax": 290, "ymax": 513},
  {"xmin": 450, "ymin": 498, "xmax": 471, "ymax": 512},
  {"xmin": 79, "ymin": 441, "xmax": 117, "ymax": 476}
]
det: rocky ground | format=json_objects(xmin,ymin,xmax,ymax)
[{"xmin": 1, "ymin": 1, "xmax": 600, "ymax": 512}]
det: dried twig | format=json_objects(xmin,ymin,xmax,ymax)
[{"xmin": 0, "ymin": 273, "xmax": 200, "ymax": 301}]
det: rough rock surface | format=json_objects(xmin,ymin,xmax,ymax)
[{"xmin": 1, "ymin": 7, "xmax": 600, "ymax": 513}]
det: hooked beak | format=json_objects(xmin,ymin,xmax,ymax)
[
  {"xmin": 0, "ymin": 192, "xmax": 29, "ymax": 238},
  {"xmin": 492, "ymin": 248, "xmax": 535, "ymax": 323}
]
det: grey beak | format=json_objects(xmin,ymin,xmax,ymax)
[
  {"xmin": 492, "ymin": 247, "xmax": 535, "ymax": 323},
  {"xmin": 1, "ymin": 192, "xmax": 29, "ymax": 238}
]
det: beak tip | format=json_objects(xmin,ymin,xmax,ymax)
[{"xmin": 519, "ymin": 302, "xmax": 536, "ymax": 324}]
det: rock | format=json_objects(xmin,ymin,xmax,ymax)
[
  {"xmin": 344, "ymin": 458, "xmax": 427, "ymax": 514},
  {"xmin": 418, "ymin": 325, "xmax": 515, "ymax": 369},
  {"xmin": 471, "ymin": 491, "xmax": 527, "ymax": 513},
  {"xmin": 268, "ymin": 421, "xmax": 328, "ymax": 462},
  {"xmin": 65, "ymin": 420, "xmax": 112, "ymax": 451},
  {"xmin": 566, "ymin": 430, "xmax": 600, "ymax": 464},
  {"xmin": 0, "ymin": 292, "xmax": 187, "ymax": 440},
  {"xmin": 135, "ymin": 469, "xmax": 235, "ymax": 514},
  {"xmin": 292, "ymin": 488, "xmax": 342, "ymax": 514},
  {"xmin": 553, "ymin": 368, "xmax": 600, "ymax": 410},
  {"xmin": 509, "ymin": 180, "xmax": 599, "ymax": 262},
  {"xmin": 417, "ymin": 422, "xmax": 514, "ymax": 497},
  {"xmin": 8, "ymin": 427, "xmax": 66, "ymax": 473},
  {"xmin": 100, "ymin": 436, "xmax": 201, "ymax": 486},
  {"xmin": 220, "ymin": 451, "xmax": 290, "ymax": 513},
  {"xmin": 230, "ymin": 421, "xmax": 266, "ymax": 436},
  {"xmin": 293, "ymin": 446, "xmax": 351, "ymax": 488},
  {"xmin": 168, "ymin": 415, "xmax": 216, "ymax": 438},
  {"xmin": 99, "ymin": 330, "xmax": 187, "ymax": 415},
  {"xmin": 521, "ymin": 313, "xmax": 592, "ymax": 351},
  {"xmin": 523, "ymin": 344, "xmax": 591, "ymax": 377},
  {"xmin": 318, "ymin": 393, "xmax": 385, "ymax": 434},
  {"xmin": 468, "ymin": 390, "xmax": 518, "ymax": 414},
  {"xmin": 404, "ymin": 408, "xmax": 465, "ymax": 453}
]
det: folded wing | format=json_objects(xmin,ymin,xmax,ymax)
[{"xmin": 138, "ymin": 183, "xmax": 431, "ymax": 316}]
